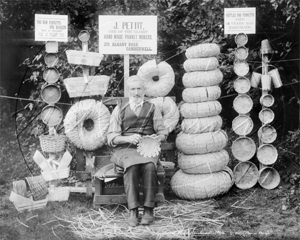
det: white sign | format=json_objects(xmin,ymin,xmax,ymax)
[
  {"xmin": 35, "ymin": 14, "xmax": 68, "ymax": 42},
  {"xmin": 98, "ymin": 16, "xmax": 157, "ymax": 55},
  {"xmin": 224, "ymin": 8, "xmax": 256, "ymax": 34}
]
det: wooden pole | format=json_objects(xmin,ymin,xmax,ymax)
[
  {"xmin": 260, "ymin": 39, "xmax": 270, "ymax": 170},
  {"xmin": 124, "ymin": 54, "xmax": 130, "ymax": 97}
]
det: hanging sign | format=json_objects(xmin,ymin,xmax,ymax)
[
  {"xmin": 35, "ymin": 14, "xmax": 68, "ymax": 42},
  {"xmin": 98, "ymin": 15, "xmax": 157, "ymax": 55},
  {"xmin": 224, "ymin": 8, "xmax": 256, "ymax": 34}
]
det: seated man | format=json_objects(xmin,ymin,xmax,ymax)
[{"xmin": 107, "ymin": 75, "xmax": 168, "ymax": 227}]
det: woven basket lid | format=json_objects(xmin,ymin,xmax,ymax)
[
  {"xmin": 231, "ymin": 136, "xmax": 256, "ymax": 161},
  {"xmin": 233, "ymin": 60, "xmax": 249, "ymax": 77},
  {"xmin": 40, "ymin": 105, "xmax": 63, "ymax": 126},
  {"xmin": 259, "ymin": 108, "xmax": 275, "ymax": 124},
  {"xmin": 234, "ymin": 46, "xmax": 249, "ymax": 61},
  {"xmin": 233, "ymin": 94, "xmax": 253, "ymax": 114},
  {"xmin": 258, "ymin": 167, "xmax": 280, "ymax": 190},
  {"xmin": 232, "ymin": 115, "xmax": 253, "ymax": 136},
  {"xmin": 44, "ymin": 53, "xmax": 58, "ymax": 67},
  {"xmin": 235, "ymin": 33, "xmax": 248, "ymax": 46},
  {"xmin": 260, "ymin": 94, "xmax": 275, "ymax": 107},
  {"xmin": 40, "ymin": 84, "xmax": 61, "ymax": 104},
  {"xmin": 257, "ymin": 144, "xmax": 278, "ymax": 165},
  {"xmin": 43, "ymin": 67, "xmax": 60, "ymax": 83},
  {"xmin": 233, "ymin": 77, "xmax": 251, "ymax": 94},
  {"xmin": 258, "ymin": 125, "xmax": 277, "ymax": 143},
  {"xmin": 233, "ymin": 161, "xmax": 259, "ymax": 189}
]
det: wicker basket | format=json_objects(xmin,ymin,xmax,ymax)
[
  {"xmin": 25, "ymin": 175, "xmax": 48, "ymax": 201},
  {"xmin": 170, "ymin": 167, "xmax": 234, "ymax": 200},
  {"xmin": 39, "ymin": 134, "xmax": 66, "ymax": 153},
  {"xmin": 9, "ymin": 191, "xmax": 48, "ymax": 212},
  {"xmin": 233, "ymin": 161, "xmax": 259, "ymax": 189},
  {"xmin": 47, "ymin": 187, "xmax": 70, "ymax": 202}
]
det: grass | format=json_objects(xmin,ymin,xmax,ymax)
[{"xmin": 1, "ymin": 124, "xmax": 300, "ymax": 240}]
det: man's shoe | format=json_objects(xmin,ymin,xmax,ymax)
[
  {"xmin": 127, "ymin": 208, "xmax": 139, "ymax": 227},
  {"xmin": 141, "ymin": 207, "xmax": 154, "ymax": 225}
]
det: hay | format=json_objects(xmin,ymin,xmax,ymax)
[{"xmin": 56, "ymin": 200, "xmax": 230, "ymax": 239}]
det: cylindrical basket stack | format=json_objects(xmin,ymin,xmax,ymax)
[
  {"xmin": 231, "ymin": 33, "xmax": 259, "ymax": 189},
  {"xmin": 171, "ymin": 43, "xmax": 234, "ymax": 200}
]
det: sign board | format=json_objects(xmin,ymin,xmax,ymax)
[
  {"xmin": 98, "ymin": 15, "xmax": 157, "ymax": 54},
  {"xmin": 35, "ymin": 14, "xmax": 68, "ymax": 42},
  {"xmin": 224, "ymin": 8, "xmax": 256, "ymax": 34}
]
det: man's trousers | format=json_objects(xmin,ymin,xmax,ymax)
[{"xmin": 123, "ymin": 162, "xmax": 157, "ymax": 209}]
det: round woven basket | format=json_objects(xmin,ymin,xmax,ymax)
[
  {"xmin": 233, "ymin": 77, "xmax": 251, "ymax": 94},
  {"xmin": 40, "ymin": 105, "xmax": 63, "ymax": 127},
  {"xmin": 176, "ymin": 130, "xmax": 228, "ymax": 155},
  {"xmin": 182, "ymin": 86, "xmax": 221, "ymax": 103},
  {"xmin": 39, "ymin": 134, "xmax": 66, "ymax": 153},
  {"xmin": 233, "ymin": 161, "xmax": 259, "ymax": 189},
  {"xmin": 43, "ymin": 67, "xmax": 60, "ymax": 83},
  {"xmin": 182, "ymin": 69, "xmax": 223, "ymax": 88},
  {"xmin": 180, "ymin": 101, "xmax": 222, "ymax": 119},
  {"xmin": 258, "ymin": 125, "xmax": 277, "ymax": 144},
  {"xmin": 64, "ymin": 99, "xmax": 110, "ymax": 151},
  {"xmin": 233, "ymin": 61, "xmax": 249, "ymax": 77},
  {"xmin": 178, "ymin": 149, "xmax": 229, "ymax": 174},
  {"xmin": 231, "ymin": 137, "xmax": 256, "ymax": 161},
  {"xmin": 170, "ymin": 167, "xmax": 234, "ymax": 200},
  {"xmin": 259, "ymin": 108, "xmax": 275, "ymax": 124},
  {"xmin": 185, "ymin": 43, "xmax": 220, "ymax": 59},
  {"xmin": 183, "ymin": 57, "xmax": 219, "ymax": 72},
  {"xmin": 44, "ymin": 53, "xmax": 58, "ymax": 67},
  {"xmin": 234, "ymin": 46, "xmax": 248, "ymax": 61},
  {"xmin": 233, "ymin": 94, "xmax": 253, "ymax": 114},
  {"xmin": 235, "ymin": 33, "xmax": 248, "ymax": 46},
  {"xmin": 256, "ymin": 144, "xmax": 278, "ymax": 165},
  {"xmin": 258, "ymin": 167, "xmax": 280, "ymax": 190},
  {"xmin": 232, "ymin": 115, "xmax": 253, "ymax": 136},
  {"xmin": 148, "ymin": 97, "xmax": 179, "ymax": 133},
  {"xmin": 260, "ymin": 94, "xmax": 275, "ymax": 107},
  {"xmin": 137, "ymin": 60, "xmax": 175, "ymax": 97},
  {"xmin": 40, "ymin": 84, "xmax": 61, "ymax": 104},
  {"xmin": 181, "ymin": 115, "xmax": 222, "ymax": 134}
]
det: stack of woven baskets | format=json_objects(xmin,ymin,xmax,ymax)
[
  {"xmin": 231, "ymin": 33, "xmax": 259, "ymax": 190},
  {"xmin": 171, "ymin": 43, "xmax": 234, "ymax": 200}
]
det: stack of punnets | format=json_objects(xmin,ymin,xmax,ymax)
[
  {"xmin": 171, "ymin": 43, "xmax": 234, "ymax": 200},
  {"xmin": 231, "ymin": 33, "xmax": 259, "ymax": 190}
]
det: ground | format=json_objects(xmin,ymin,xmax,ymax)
[{"xmin": 0, "ymin": 125, "xmax": 299, "ymax": 240}]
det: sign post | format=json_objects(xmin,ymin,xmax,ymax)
[{"xmin": 98, "ymin": 15, "xmax": 157, "ymax": 96}]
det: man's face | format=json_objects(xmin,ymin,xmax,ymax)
[{"xmin": 127, "ymin": 80, "xmax": 145, "ymax": 104}]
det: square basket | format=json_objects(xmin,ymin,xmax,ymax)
[
  {"xmin": 64, "ymin": 75, "xmax": 110, "ymax": 98},
  {"xmin": 46, "ymin": 187, "xmax": 70, "ymax": 202},
  {"xmin": 9, "ymin": 191, "xmax": 48, "ymax": 212},
  {"xmin": 66, "ymin": 50, "xmax": 103, "ymax": 66}
]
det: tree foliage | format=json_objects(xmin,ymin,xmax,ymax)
[{"xmin": 1, "ymin": 0, "xmax": 299, "ymax": 167}]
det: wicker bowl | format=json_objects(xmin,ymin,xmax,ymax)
[
  {"xmin": 171, "ymin": 167, "xmax": 234, "ymax": 200},
  {"xmin": 39, "ymin": 134, "xmax": 66, "ymax": 153}
]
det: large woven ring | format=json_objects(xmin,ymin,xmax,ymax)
[
  {"xmin": 64, "ymin": 99, "xmax": 111, "ymax": 151},
  {"xmin": 137, "ymin": 60, "xmax": 175, "ymax": 97},
  {"xmin": 39, "ymin": 134, "xmax": 66, "ymax": 153}
]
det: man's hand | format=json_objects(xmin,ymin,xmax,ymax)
[
  {"xmin": 149, "ymin": 134, "xmax": 164, "ymax": 143},
  {"xmin": 126, "ymin": 134, "xmax": 142, "ymax": 145}
]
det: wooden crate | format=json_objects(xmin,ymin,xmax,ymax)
[
  {"xmin": 64, "ymin": 75, "xmax": 110, "ymax": 98},
  {"xmin": 66, "ymin": 50, "xmax": 103, "ymax": 66},
  {"xmin": 9, "ymin": 191, "xmax": 48, "ymax": 212}
]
